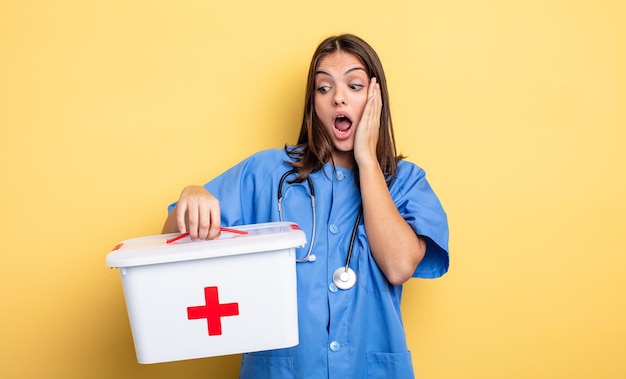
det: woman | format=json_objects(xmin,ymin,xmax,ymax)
[{"xmin": 162, "ymin": 34, "xmax": 449, "ymax": 378}]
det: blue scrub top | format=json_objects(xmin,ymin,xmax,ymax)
[{"xmin": 168, "ymin": 148, "xmax": 449, "ymax": 378}]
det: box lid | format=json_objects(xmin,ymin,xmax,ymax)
[{"xmin": 106, "ymin": 222, "xmax": 306, "ymax": 268}]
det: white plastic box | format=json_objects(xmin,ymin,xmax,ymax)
[{"xmin": 106, "ymin": 222, "xmax": 306, "ymax": 364}]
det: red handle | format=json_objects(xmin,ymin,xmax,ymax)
[{"xmin": 166, "ymin": 227, "xmax": 248, "ymax": 244}]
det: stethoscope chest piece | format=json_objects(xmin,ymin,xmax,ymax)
[{"xmin": 332, "ymin": 267, "xmax": 357, "ymax": 290}]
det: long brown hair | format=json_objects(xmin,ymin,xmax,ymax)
[{"xmin": 285, "ymin": 34, "xmax": 402, "ymax": 184}]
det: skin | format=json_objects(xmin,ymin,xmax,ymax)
[
  {"xmin": 313, "ymin": 51, "xmax": 369, "ymax": 168},
  {"xmin": 162, "ymin": 51, "xmax": 425, "ymax": 285}
]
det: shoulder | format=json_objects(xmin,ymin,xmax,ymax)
[
  {"xmin": 389, "ymin": 159, "xmax": 442, "ymax": 202},
  {"xmin": 241, "ymin": 148, "xmax": 290, "ymax": 168},
  {"xmin": 233, "ymin": 148, "xmax": 293, "ymax": 177},
  {"xmin": 247, "ymin": 148, "xmax": 288, "ymax": 161},
  {"xmin": 394, "ymin": 159, "xmax": 426, "ymax": 184},
  {"xmin": 208, "ymin": 148, "xmax": 291, "ymax": 191}
]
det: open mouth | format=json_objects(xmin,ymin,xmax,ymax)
[{"xmin": 334, "ymin": 115, "xmax": 353, "ymax": 134}]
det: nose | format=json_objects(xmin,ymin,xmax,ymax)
[{"xmin": 333, "ymin": 88, "xmax": 347, "ymax": 106}]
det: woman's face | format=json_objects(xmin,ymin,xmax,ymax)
[{"xmin": 314, "ymin": 51, "xmax": 370, "ymax": 168}]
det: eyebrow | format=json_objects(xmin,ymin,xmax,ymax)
[{"xmin": 315, "ymin": 66, "xmax": 367, "ymax": 77}]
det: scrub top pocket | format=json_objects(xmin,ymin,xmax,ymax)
[
  {"xmin": 239, "ymin": 352, "xmax": 295, "ymax": 379},
  {"xmin": 366, "ymin": 351, "xmax": 415, "ymax": 379}
]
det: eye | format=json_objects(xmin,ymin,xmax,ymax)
[
  {"xmin": 317, "ymin": 85, "xmax": 331, "ymax": 94},
  {"xmin": 349, "ymin": 84, "xmax": 364, "ymax": 91}
]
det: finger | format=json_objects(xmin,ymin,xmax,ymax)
[
  {"xmin": 207, "ymin": 200, "xmax": 221, "ymax": 240},
  {"xmin": 176, "ymin": 202, "xmax": 188, "ymax": 234},
  {"xmin": 374, "ymin": 82, "xmax": 382, "ymax": 122},
  {"xmin": 197, "ymin": 199, "xmax": 210, "ymax": 240},
  {"xmin": 369, "ymin": 77, "xmax": 377, "ymax": 98},
  {"xmin": 186, "ymin": 200, "xmax": 200, "ymax": 240},
  {"xmin": 367, "ymin": 81, "xmax": 381, "ymax": 130},
  {"xmin": 365, "ymin": 77, "xmax": 376, "ymax": 110},
  {"xmin": 368, "ymin": 77, "xmax": 379, "ymax": 114},
  {"xmin": 359, "ymin": 88, "xmax": 375, "ymax": 129}
]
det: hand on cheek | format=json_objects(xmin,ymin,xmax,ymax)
[{"xmin": 354, "ymin": 77, "xmax": 382, "ymax": 167}]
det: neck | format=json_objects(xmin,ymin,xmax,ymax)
[{"xmin": 332, "ymin": 150, "xmax": 355, "ymax": 169}]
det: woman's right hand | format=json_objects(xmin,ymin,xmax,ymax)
[{"xmin": 161, "ymin": 185, "xmax": 221, "ymax": 240}]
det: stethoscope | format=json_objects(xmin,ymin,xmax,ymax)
[{"xmin": 278, "ymin": 169, "xmax": 361, "ymax": 290}]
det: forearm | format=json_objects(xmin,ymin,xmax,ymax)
[{"xmin": 359, "ymin": 161, "xmax": 426, "ymax": 285}]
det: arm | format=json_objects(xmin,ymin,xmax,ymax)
[
  {"xmin": 354, "ymin": 78, "xmax": 425, "ymax": 285},
  {"xmin": 358, "ymin": 161, "xmax": 426, "ymax": 285},
  {"xmin": 161, "ymin": 185, "xmax": 222, "ymax": 240}
]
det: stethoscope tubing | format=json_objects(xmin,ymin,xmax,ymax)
[
  {"xmin": 278, "ymin": 169, "xmax": 317, "ymax": 263},
  {"xmin": 344, "ymin": 208, "xmax": 362, "ymax": 272},
  {"xmin": 277, "ymin": 169, "xmax": 360, "ymax": 289}
]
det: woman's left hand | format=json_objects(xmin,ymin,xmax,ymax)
[{"xmin": 353, "ymin": 77, "xmax": 382, "ymax": 167}]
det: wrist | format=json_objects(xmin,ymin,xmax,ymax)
[{"xmin": 355, "ymin": 154, "xmax": 379, "ymax": 170}]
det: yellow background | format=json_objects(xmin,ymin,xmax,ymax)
[{"xmin": 1, "ymin": 0, "xmax": 624, "ymax": 378}]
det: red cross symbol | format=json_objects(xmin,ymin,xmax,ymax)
[{"xmin": 187, "ymin": 286, "xmax": 239, "ymax": 336}]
